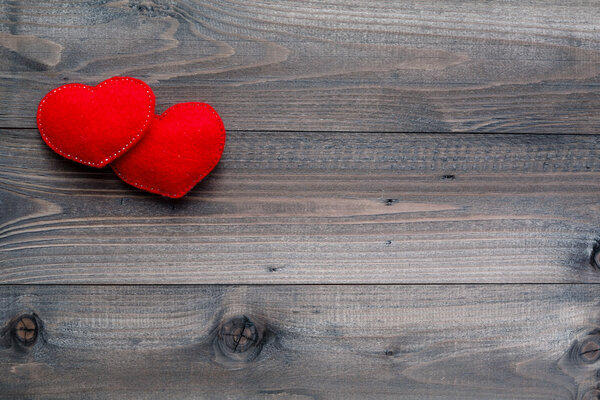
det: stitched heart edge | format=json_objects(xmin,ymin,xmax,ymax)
[
  {"xmin": 37, "ymin": 76, "xmax": 155, "ymax": 167},
  {"xmin": 111, "ymin": 102, "xmax": 226, "ymax": 198}
]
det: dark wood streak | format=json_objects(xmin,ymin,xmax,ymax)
[
  {"xmin": 0, "ymin": 284, "xmax": 599, "ymax": 399},
  {"xmin": 2, "ymin": 130, "xmax": 600, "ymax": 283},
  {"xmin": 1, "ymin": 0, "xmax": 599, "ymax": 132}
]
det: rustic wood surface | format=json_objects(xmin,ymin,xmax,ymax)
[
  {"xmin": 1, "ymin": 0, "xmax": 600, "ymax": 398},
  {"xmin": 1, "ymin": 0, "xmax": 600, "ymax": 132},
  {"xmin": 1, "ymin": 284, "xmax": 599, "ymax": 399},
  {"xmin": 3, "ymin": 129, "xmax": 600, "ymax": 283}
]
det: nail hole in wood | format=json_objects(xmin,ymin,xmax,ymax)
[{"xmin": 12, "ymin": 314, "xmax": 38, "ymax": 347}]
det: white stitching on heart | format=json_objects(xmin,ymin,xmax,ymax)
[
  {"xmin": 37, "ymin": 77, "xmax": 154, "ymax": 167},
  {"xmin": 111, "ymin": 102, "xmax": 226, "ymax": 198}
]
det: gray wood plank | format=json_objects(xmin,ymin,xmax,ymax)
[
  {"xmin": 2, "ymin": 129, "xmax": 600, "ymax": 284},
  {"xmin": 0, "ymin": 284, "xmax": 599, "ymax": 399},
  {"xmin": 1, "ymin": 0, "xmax": 600, "ymax": 132}
]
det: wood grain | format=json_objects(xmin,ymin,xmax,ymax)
[
  {"xmin": 2, "ymin": 129, "xmax": 600, "ymax": 284},
  {"xmin": 1, "ymin": 284, "xmax": 599, "ymax": 399},
  {"xmin": 1, "ymin": 0, "xmax": 600, "ymax": 132},
  {"xmin": 2, "ymin": 2, "xmax": 600, "ymax": 398}
]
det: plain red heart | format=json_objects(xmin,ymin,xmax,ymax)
[
  {"xmin": 37, "ymin": 76, "xmax": 155, "ymax": 167},
  {"xmin": 111, "ymin": 102, "xmax": 226, "ymax": 198}
]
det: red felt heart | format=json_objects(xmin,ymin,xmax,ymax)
[
  {"xmin": 37, "ymin": 76, "xmax": 155, "ymax": 167},
  {"xmin": 111, "ymin": 102, "xmax": 226, "ymax": 198}
]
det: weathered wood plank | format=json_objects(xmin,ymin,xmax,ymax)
[
  {"xmin": 2, "ymin": 129, "xmax": 600, "ymax": 283},
  {"xmin": 0, "ymin": 284, "xmax": 598, "ymax": 399},
  {"xmin": 1, "ymin": 0, "xmax": 600, "ymax": 132}
]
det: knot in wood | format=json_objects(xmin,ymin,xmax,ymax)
[
  {"xmin": 219, "ymin": 316, "xmax": 258, "ymax": 355},
  {"xmin": 579, "ymin": 337, "xmax": 600, "ymax": 363},
  {"xmin": 12, "ymin": 315, "xmax": 38, "ymax": 347}
]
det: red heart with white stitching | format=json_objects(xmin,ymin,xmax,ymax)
[
  {"xmin": 111, "ymin": 102, "xmax": 226, "ymax": 198},
  {"xmin": 37, "ymin": 76, "xmax": 155, "ymax": 167}
]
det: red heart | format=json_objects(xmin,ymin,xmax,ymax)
[
  {"xmin": 111, "ymin": 102, "xmax": 226, "ymax": 198},
  {"xmin": 37, "ymin": 76, "xmax": 155, "ymax": 167}
]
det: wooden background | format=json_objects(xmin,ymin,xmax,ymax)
[{"xmin": 1, "ymin": 0, "xmax": 600, "ymax": 398}]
